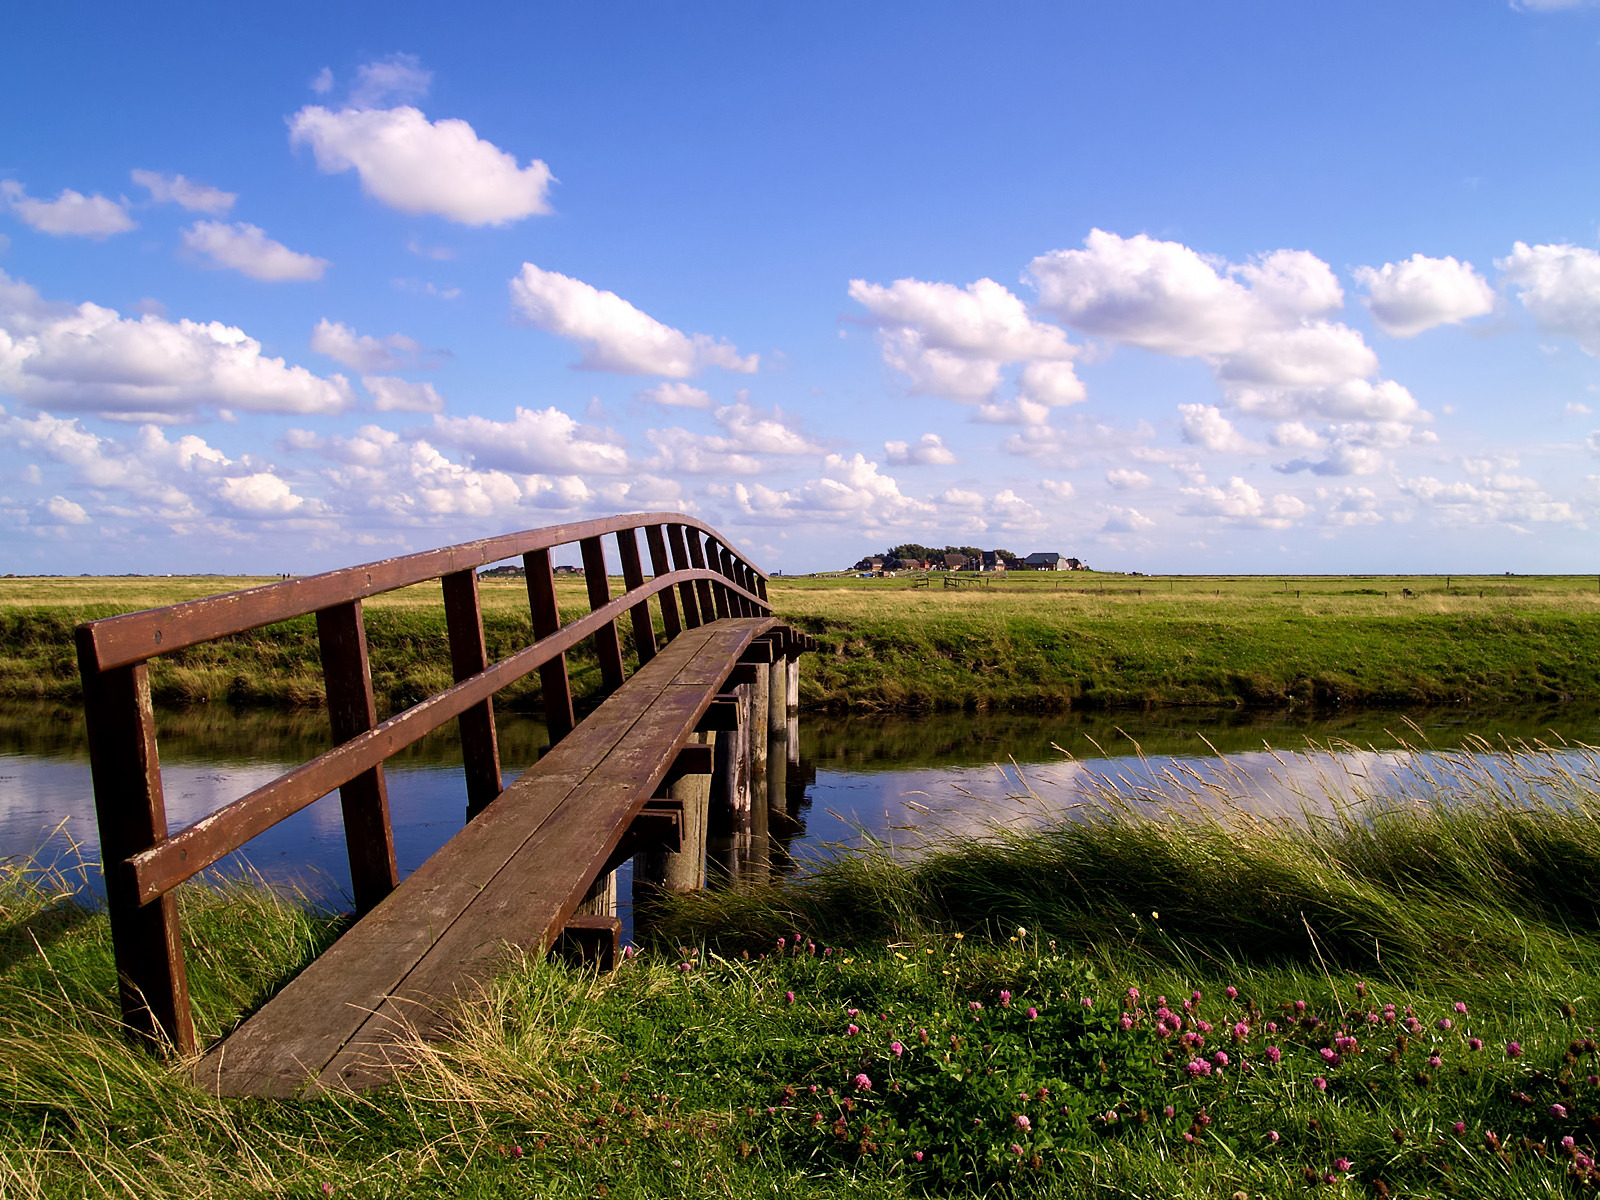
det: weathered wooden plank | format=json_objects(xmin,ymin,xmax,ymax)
[
  {"xmin": 198, "ymin": 623, "xmax": 778, "ymax": 1097},
  {"xmin": 316, "ymin": 600, "xmax": 398, "ymax": 914},
  {"xmin": 75, "ymin": 650, "xmax": 195, "ymax": 1055},
  {"xmin": 666, "ymin": 523, "xmax": 702, "ymax": 629},
  {"xmin": 319, "ymin": 680, "xmax": 721, "ymax": 1089},
  {"xmin": 443, "ymin": 569, "xmax": 502, "ymax": 819}
]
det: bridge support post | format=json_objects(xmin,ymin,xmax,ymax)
[
  {"xmin": 786, "ymin": 649, "xmax": 801, "ymax": 765},
  {"xmin": 747, "ymin": 665, "xmax": 771, "ymax": 884},
  {"xmin": 707, "ymin": 685, "xmax": 751, "ymax": 885}
]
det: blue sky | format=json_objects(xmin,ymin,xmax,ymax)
[{"xmin": 3, "ymin": 1, "xmax": 1599, "ymax": 576}]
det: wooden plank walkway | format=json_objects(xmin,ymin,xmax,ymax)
[{"xmin": 196, "ymin": 616, "xmax": 780, "ymax": 1098}]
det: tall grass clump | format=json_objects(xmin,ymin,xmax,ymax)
[{"xmin": 656, "ymin": 735, "xmax": 1600, "ymax": 985}]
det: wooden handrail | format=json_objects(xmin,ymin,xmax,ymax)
[
  {"xmin": 77, "ymin": 512, "xmax": 765, "ymax": 671},
  {"xmin": 75, "ymin": 514, "xmax": 774, "ymax": 1056},
  {"xmin": 122, "ymin": 569, "xmax": 752, "ymax": 904}
]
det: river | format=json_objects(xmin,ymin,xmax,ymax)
[{"xmin": 3, "ymin": 700, "xmax": 1598, "ymax": 936}]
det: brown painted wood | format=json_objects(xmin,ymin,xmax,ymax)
[
  {"xmin": 553, "ymin": 916, "xmax": 621, "ymax": 970},
  {"xmin": 644, "ymin": 524, "xmax": 682, "ymax": 640},
  {"xmin": 656, "ymin": 742, "xmax": 714, "ymax": 790},
  {"xmin": 75, "ymin": 643, "xmax": 196, "ymax": 1056},
  {"xmin": 79, "ymin": 512, "xmax": 768, "ymax": 671},
  {"xmin": 442, "ymin": 569, "xmax": 502, "ymax": 819},
  {"xmin": 316, "ymin": 600, "xmax": 398, "ymax": 915},
  {"xmin": 196, "ymin": 621, "xmax": 775, "ymax": 1097},
  {"xmin": 130, "ymin": 583, "xmax": 691, "ymax": 903},
  {"xmin": 739, "ymin": 640, "xmax": 776, "ymax": 665},
  {"xmin": 666, "ymin": 523, "xmax": 702, "ymax": 629},
  {"xmin": 707, "ymin": 543, "xmax": 733, "ymax": 619},
  {"xmin": 524, "ymin": 547, "xmax": 575, "ymax": 744},
  {"xmin": 695, "ymin": 695, "xmax": 741, "ymax": 731},
  {"xmin": 684, "ymin": 528, "xmax": 718, "ymax": 623},
  {"xmin": 615, "ymin": 527, "xmax": 656, "ymax": 666},
  {"xmin": 320, "ymin": 681, "xmax": 722, "ymax": 1086},
  {"xmin": 580, "ymin": 536, "xmax": 626, "ymax": 693}
]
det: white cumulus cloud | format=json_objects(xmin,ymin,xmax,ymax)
[
  {"xmin": 1354, "ymin": 254, "xmax": 1494, "ymax": 338},
  {"xmin": 0, "ymin": 412, "xmax": 313, "ymax": 523},
  {"xmin": 637, "ymin": 382, "xmax": 714, "ymax": 409},
  {"xmin": 734, "ymin": 453, "xmax": 935, "ymax": 528},
  {"xmin": 1498, "ymin": 241, "xmax": 1600, "ymax": 356},
  {"xmin": 431, "ymin": 405, "xmax": 630, "ymax": 474},
  {"xmin": 1101, "ymin": 505, "xmax": 1155, "ymax": 533},
  {"xmin": 182, "ymin": 222, "xmax": 328, "ymax": 282},
  {"xmin": 884, "ymin": 433, "xmax": 958, "ymax": 466},
  {"xmin": 646, "ymin": 403, "xmax": 818, "ymax": 475},
  {"xmin": 1028, "ymin": 229, "xmax": 1421, "ymax": 426},
  {"xmin": 290, "ymin": 105, "xmax": 554, "ymax": 226},
  {"xmin": 311, "ymin": 318, "xmax": 422, "ymax": 371},
  {"xmin": 1180, "ymin": 476, "xmax": 1311, "ymax": 529},
  {"xmin": 511, "ymin": 263, "xmax": 756, "ymax": 376},
  {"xmin": 1, "ymin": 181, "xmax": 135, "ymax": 238},
  {"xmin": 348, "ymin": 53, "xmax": 433, "ymax": 109},
  {"xmin": 363, "ymin": 375, "xmax": 444, "ymax": 413},
  {"xmin": 1105, "ymin": 468, "xmax": 1151, "ymax": 490},
  {"xmin": 0, "ymin": 269, "xmax": 353, "ymax": 419},
  {"xmin": 44, "ymin": 495, "xmax": 90, "ymax": 524},
  {"xmin": 1179, "ymin": 404, "xmax": 1254, "ymax": 452},
  {"xmin": 848, "ymin": 276, "xmax": 1083, "ymax": 405},
  {"xmin": 130, "ymin": 170, "xmax": 236, "ymax": 214}
]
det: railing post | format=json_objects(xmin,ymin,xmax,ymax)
[
  {"xmin": 75, "ymin": 639, "xmax": 196, "ymax": 1056},
  {"xmin": 706, "ymin": 541, "xmax": 732, "ymax": 619},
  {"xmin": 755, "ymin": 571, "xmax": 770, "ymax": 612},
  {"xmin": 736, "ymin": 559, "xmax": 757, "ymax": 617},
  {"xmin": 316, "ymin": 599, "xmax": 399, "ymax": 915},
  {"xmin": 684, "ymin": 528, "xmax": 718, "ymax": 622},
  {"xmin": 644, "ymin": 524, "xmax": 683, "ymax": 640},
  {"xmin": 442, "ymin": 569, "xmax": 503, "ymax": 820},
  {"xmin": 667, "ymin": 524, "xmax": 703, "ymax": 629},
  {"xmin": 580, "ymin": 536, "xmax": 627, "ymax": 693},
  {"xmin": 523, "ymin": 548, "xmax": 575, "ymax": 744},
  {"xmin": 715, "ymin": 547, "xmax": 737, "ymax": 618},
  {"xmin": 615, "ymin": 527, "xmax": 657, "ymax": 666}
]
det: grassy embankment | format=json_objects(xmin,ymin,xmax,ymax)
[
  {"xmin": 4, "ymin": 747, "xmax": 1600, "ymax": 1196},
  {"xmin": 3, "ymin": 573, "xmax": 1600, "ymax": 714}
]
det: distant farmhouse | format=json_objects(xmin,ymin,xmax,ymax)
[
  {"xmin": 852, "ymin": 543, "xmax": 1086, "ymax": 576},
  {"xmin": 478, "ymin": 563, "xmax": 585, "ymax": 578}
]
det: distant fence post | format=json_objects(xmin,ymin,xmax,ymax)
[
  {"xmin": 316, "ymin": 599, "xmax": 399, "ymax": 915},
  {"xmin": 75, "ymin": 643, "xmax": 196, "ymax": 1056}
]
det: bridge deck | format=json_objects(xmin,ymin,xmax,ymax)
[{"xmin": 195, "ymin": 616, "xmax": 780, "ymax": 1097}]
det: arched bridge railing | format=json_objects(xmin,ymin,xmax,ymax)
[{"xmin": 74, "ymin": 513, "xmax": 771, "ymax": 1055}]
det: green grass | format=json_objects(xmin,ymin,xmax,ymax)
[
  {"xmin": 5, "ymin": 744, "xmax": 1600, "ymax": 1196},
  {"xmin": 6, "ymin": 572, "xmax": 1600, "ymax": 714},
  {"xmin": 776, "ymin": 573, "xmax": 1600, "ymax": 712}
]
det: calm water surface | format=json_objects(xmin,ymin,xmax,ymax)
[{"xmin": 3, "ymin": 700, "xmax": 1598, "ymax": 929}]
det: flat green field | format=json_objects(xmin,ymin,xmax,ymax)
[{"xmin": 2, "ymin": 572, "xmax": 1598, "ymax": 713}]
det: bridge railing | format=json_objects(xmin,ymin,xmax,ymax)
[{"xmin": 73, "ymin": 513, "xmax": 770, "ymax": 1054}]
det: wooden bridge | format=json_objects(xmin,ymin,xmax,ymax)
[{"xmin": 74, "ymin": 514, "xmax": 813, "ymax": 1097}]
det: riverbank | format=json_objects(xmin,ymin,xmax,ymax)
[
  {"xmin": 3, "ymin": 573, "xmax": 1599, "ymax": 714},
  {"xmin": 5, "ymin": 761, "xmax": 1600, "ymax": 1198}
]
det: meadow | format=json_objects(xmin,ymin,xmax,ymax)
[
  {"xmin": 3, "ymin": 746, "xmax": 1600, "ymax": 1197},
  {"xmin": 3, "ymin": 571, "xmax": 1600, "ymax": 714}
]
